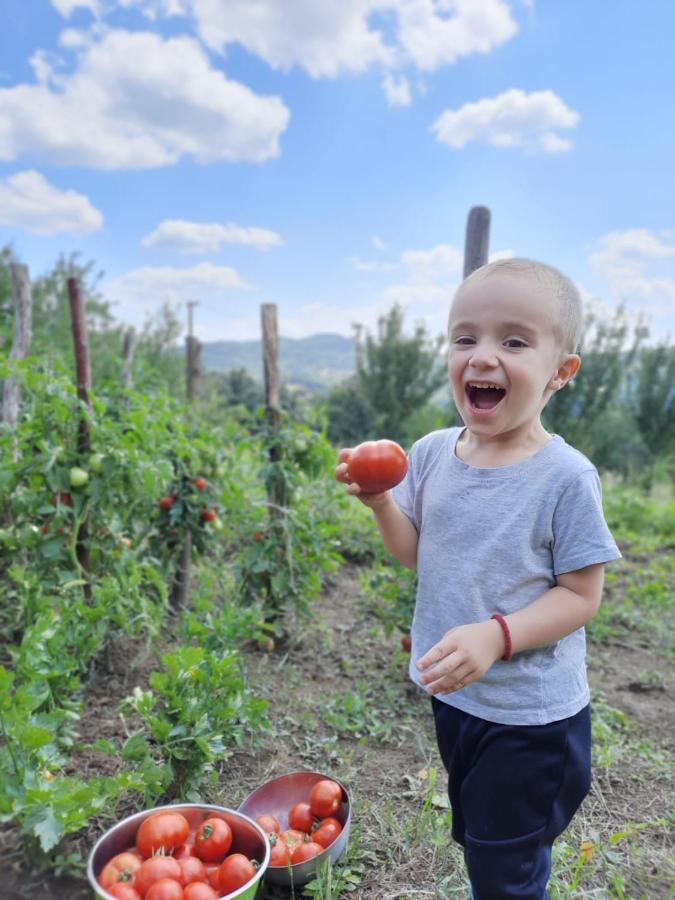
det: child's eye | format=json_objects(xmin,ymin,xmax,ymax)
[
  {"xmin": 504, "ymin": 338, "xmax": 527, "ymax": 348},
  {"xmin": 454, "ymin": 336, "xmax": 475, "ymax": 346}
]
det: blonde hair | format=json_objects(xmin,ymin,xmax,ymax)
[{"xmin": 458, "ymin": 257, "xmax": 583, "ymax": 354}]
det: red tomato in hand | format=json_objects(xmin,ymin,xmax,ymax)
[
  {"xmin": 108, "ymin": 885, "xmax": 142, "ymax": 900},
  {"xmin": 288, "ymin": 802, "xmax": 315, "ymax": 833},
  {"xmin": 280, "ymin": 829, "xmax": 306, "ymax": 853},
  {"xmin": 194, "ymin": 817, "xmax": 232, "ymax": 862},
  {"xmin": 99, "ymin": 851, "xmax": 142, "ymax": 888},
  {"xmin": 178, "ymin": 856, "xmax": 206, "ymax": 885},
  {"xmin": 217, "ymin": 853, "xmax": 256, "ymax": 893},
  {"xmin": 134, "ymin": 857, "xmax": 182, "ymax": 897},
  {"xmin": 291, "ymin": 841, "xmax": 324, "ymax": 864},
  {"xmin": 346, "ymin": 439, "xmax": 408, "ymax": 494},
  {"xmin": 255, "ymin": 813, "xmax": 280, "ymax": 833},
  {"xmin": 309, "ymin": 779, "xmax": 343, "ymax": 818},
  {"xmin": 268, "ymin": 833, "xmax": 291, "ymax": 867},
  {"xmin": 136, "ymin": 812, "xmax": 190, "ymax": 858},
  {"xmin": 312, "ymin": 817, "xmax": 342, "ymax": 849},
  {"xmin": 145, "ymin": 879, "xmax": 184, "ymax": 900},
  {"xmin": 183, "ymin": 885, "xmax": 218, "ymax": 900}
]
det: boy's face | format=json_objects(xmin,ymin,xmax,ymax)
[{"xmin": 447, "ymin": 272, "xmax": 578, "ymax": 442}]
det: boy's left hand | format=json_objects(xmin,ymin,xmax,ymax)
[{"xmin": 416, "ymin": 620, "xmax": 504, "ymax": 695}]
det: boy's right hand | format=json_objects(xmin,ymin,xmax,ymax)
[{"xmin": 335, "ymin": 448, "xmax": 391, "ymax": 509}]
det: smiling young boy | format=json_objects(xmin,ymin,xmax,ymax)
[{"xmin": 336, "ymin": 258, "xmax": 621, "ymax": 899}]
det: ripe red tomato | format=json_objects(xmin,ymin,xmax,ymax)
[
  {"xmin": 194, "ymin": 816, "xmax": 232, "ymax": 862},
  {"xmin": 288, "ymin": 802, "xmax": 315, "ymax": 833},
  {"xmin": 401, "ymin": 634, "xmax": 412, "ymax": 652},
  {"xmin": 291, "ymin": 841, "xmax": 324, "ymax": 864},
  {"xmin": 200, "ymin": 508, "xmax": 217, "ymax": 523},
  {"xmin": 312, "ymin": 817, "xmax": 342, "ymax": 849},
  {"xmin": 134, "ymin": 857, "xmax": 182, "ymax": 897},
  {"xmin": 204, "ymin": 866, "xmax": 220, "ymax": 889},
  {"xmin": 279, "ymin": 829, "xmax": 306, "ymax": 853},
  {"xmin": 159, "ymin": 495, "xmax": 175, "ymax": 510},
  {"xmin": 268, "ymin": 833, "xmax": 291, "ymax": 867},
  {"xmin": 217, "ymin": 853, "xmax": 256, "ymax": 893},
  {"xmin": 255, "ymin": 813, "xmax": 280, "ymax": 833},
  {"xmin": 108, "ymin": 885, "xmax": 142, "ymax": 900},
  {"xmin": 136, "ymin": 812, "xmax": 190, "ymax": 858},
  {"xmin": 309, "ymin": 779, "xmax": 343, "ymax": 818},
  {"xmin": 346, "ymin": 439, "xmax": 408, "ymax": 493},
  {"xmin": 183, "ymin": 884, "xmax": 218, "ymax": 900},
  {"xmin": 178, "ymin": 856, "xmax": 206, "ymax": 885},
  {"xmin": 193, "ymin": 477, "xmax": 208, "ymax": 490},
  {"xmin": 173, "ymin": 841, "xmax": 195, "ymax": 860},
  {"xmin": 99, "ymin": 851, "xmax": 142, "ymax": 888},
  {"xmin": 145, "ymin": 879, "xmax": 184, "ymax": 900}
]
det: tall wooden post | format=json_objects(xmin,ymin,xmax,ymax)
[
  {"xmin": 261, "ymin": 306, "xmax": 284, "ymax": 509},
  {"xmin": 186, "ymin": 300, "xmax": 201, "ymax": 403},
  {"xmin": 67, "ymin": 277, "xmax": 92, "ymax": 598},
  {"xmin": 122, "ymin": 327, "xmax": 136, "ymax": 391},
  {"xmin": 463, "ymin": 206, "xmax": 491, "ymax": 278},
  {"xmin": 1, "ymin": 264, "xmax": 32, "ymax": 428}
]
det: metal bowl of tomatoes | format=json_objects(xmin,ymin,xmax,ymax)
[
  {"xmin": 87, "ymin": 803, "xmax": 270, "ymax": 900},
  {"xmin": 238, "ymin": 770, "xmax": 351, "ymax": 888}
]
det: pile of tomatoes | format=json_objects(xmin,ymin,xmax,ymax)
[
  {"xmin": 97, "ymin": 809, "xmax": 259, "ymax": 900},
  {"xmin": 255, "ymin": 778, "xmax": 344, "ymax": 868}
]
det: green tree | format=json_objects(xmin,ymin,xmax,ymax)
[
  {"xmin": 327, "ymin": 304, "xmax": 446, "ymax": 446},
  {"xmin": 631, "ymin": 343, "xmax": 675, "ymax": 485},
  {"xmin": 543, "ymin": 307, "xmax": 645, "ymax": 467}
]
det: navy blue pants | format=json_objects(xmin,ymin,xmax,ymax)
[{"xmin": 431, "ymin": 699, "xmax": 591, "ymax": 900}]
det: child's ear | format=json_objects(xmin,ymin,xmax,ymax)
[{"xmin": 549, "ymin": 354, "xmax": 581, "ymax": 391}]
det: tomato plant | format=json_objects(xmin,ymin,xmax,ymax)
[
  {"xmin": 346, "ymin": 439, "xmax": 408, "ymax": 493},
  {"xmin": 217, "ymin": 853, "xmax": 256, "ymax": 893},
  {"xmin": 309, "ymin": 779, "xmax": 343, "ymax": 818},
  {"xmin": 194, "ymin": 816, "xmax": 232, "ymax": 862}
]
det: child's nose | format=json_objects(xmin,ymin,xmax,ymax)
[{"xmin": 469, "ymin": 343, "xmax": 499, "ymax": 368}]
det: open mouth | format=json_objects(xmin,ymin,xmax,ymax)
[{"xmin": 465, "ymin": 382, "xmax": 506, "ymax": 411}]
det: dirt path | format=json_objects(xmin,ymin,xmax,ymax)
[{"xmin": 5, "ymin": 562, "xmax": 674, "ymax": 899}]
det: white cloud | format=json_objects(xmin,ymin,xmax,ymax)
[
  {"xmin": 105, "ymin": 0, "xmax": 522, "ymax": 80},
  {"xmin": 589, "ymin": 229, "xmax": 675, "ymax": 339},
  {"xmin": 402, "ymin": 243, "xmax": 464, "ymax": 280},
  {"xmin": 395, "ymin": 0, "xmax": 518, "ymax": 71},
  {"xmin": 373, "ymin": 235, "xmax": 387, "ymax": 251},
  {"xmin": 104, "ymin": 262, "xmax": 255, "ymax": 320},
  {"xmin": 0, "ymin": 169, "xmax": 103, "ymax": 235},
  {"xmin": 50, "ymin": 0, "xmax": 101, "ymax": 16},
  {"xmin": 432, "ymin": 88, "xmax": 579, "ymax": 153},
  {"xmin": 185, "ymin": 0, "xmax": 394, "ymax": 78},
  {"xmin": 0, "ymin": 29, "xmax": 289, "ymax": 169},
  {"xmin": 382, "ymin": 72, "xmax": 411, "ymax": 107},
  {"xmin": 142, "ymin": 219, "xmax": 283, "ymax": 254}
]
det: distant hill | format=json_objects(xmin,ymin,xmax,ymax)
[{"xmin": 199, "ymin": 333, "xmax": 356, "ymax": 392}]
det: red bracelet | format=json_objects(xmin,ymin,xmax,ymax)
[{"xmin": 491, "ymin": 614, "xmax": 513, "ymax": 661}]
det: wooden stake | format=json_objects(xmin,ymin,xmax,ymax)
[
  {"xmin": 67, "ymin": 277, "xmax": 92, "ymax": 598},
  {"xmin": 463, "ymin": 206, "xmax": 491, "ymax": 278},
  {"xmin": 1, "ymin": 264, "xmax": 33, "ymax": 428}
]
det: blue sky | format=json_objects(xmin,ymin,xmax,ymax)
[{"xmin": 1, "ymin": 0, "xmax": 674, "ymax": 345}]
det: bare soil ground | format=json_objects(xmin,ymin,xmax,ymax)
[{"xmin": 4, "ymin": 560, "xmax": 673, "ymax": 899}]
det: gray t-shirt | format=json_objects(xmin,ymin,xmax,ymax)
[{"xmin": 392, "ymin": 427, "xmax": 622, "ymax": 726}]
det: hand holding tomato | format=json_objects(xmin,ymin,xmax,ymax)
[{"xmin": 336, "ymin": 440, "xmax": 408, "ymax": 500}]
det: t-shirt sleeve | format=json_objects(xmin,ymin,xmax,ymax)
[{"xmin": 552, "ymin": 469, "xmax": 622, "ymax": 575}]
